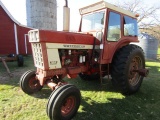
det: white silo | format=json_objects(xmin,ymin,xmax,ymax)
[
  {"xmin": 26, "ymin": 0, "xmax": 57, "ymax": 30},
  {"xmin": 138, "ymin": 33, "xmax": 159, "ymax": 60}
]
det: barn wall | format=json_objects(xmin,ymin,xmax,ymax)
[
  {"xmin": 0, "ymin": 6, "xmax": 16, "ymax": 55},
  {"xmin": 0, "ymin": 5, "xmax": 32, "ymax": 55},
  {"xmin": 17, "ymin": 25, "xmax": 32, "ymax": 54}
]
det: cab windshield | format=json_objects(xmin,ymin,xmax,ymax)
[{"xmin": 81, "ymin": 11, "xmax": 105, "ymax": 32}]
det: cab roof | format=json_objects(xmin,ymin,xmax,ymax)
[{"xmin": 79, "ymin": 1, "xmax": 137, "ymax": 18}]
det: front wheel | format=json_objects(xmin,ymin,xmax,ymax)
[
  {"xmin": 19, "ymin": 70, "xmax": 43, "ymax": 94},
  {"xmin": 47, "ymin": 84, "xmax": 81, "ymax": 120}
]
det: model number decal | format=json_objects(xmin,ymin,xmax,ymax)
[
  {"xmin": 50, "ymin": 61, "xmax": 58, "ymax": 65},
  {"xmin": 63, "ymin": 45, "xmax": 85, "ymax": 48}
]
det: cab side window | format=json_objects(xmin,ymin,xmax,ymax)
[
  {"xmin": 124, "ymin": 16, "xmax": 138, "ymax": 36},
  {"xmin": 107, "ymin": 12, "xmax": 121, "ymax": 41}
]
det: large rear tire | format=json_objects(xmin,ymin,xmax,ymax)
[
  {"xmin": 47, "ymin": 84, "xmax": 81, "ymax": 120},
  {"xmin": 19, "ymin": 70, "xmax": 43, "ymax": 94},
  {"xmin": 111, "ymin": 44, "xmax": 145, "ymax": 95}
]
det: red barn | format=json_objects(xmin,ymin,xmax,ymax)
[{"xmin": 0, "ymin": 1, "xmax": 33, "ymax": 55}]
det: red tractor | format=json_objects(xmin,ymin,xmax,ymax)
[{"xmin": 20, "ymin": 1, "xmax": 148, "ymax": 120}]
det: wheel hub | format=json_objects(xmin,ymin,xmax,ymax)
[
  {"xmin": 29, "ymin": 78, "xmax": 40, "ymax": 89},
  {"xmin": 61, "ymin": 96, "xmax": 75, "ymax": 116},
  {"xmin": 129, "ymin": 57, "xmax": 141, "ymax": 86}
]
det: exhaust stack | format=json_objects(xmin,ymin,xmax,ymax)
[{"xmin": 63, "ymin": 0, "xmax": 70, "ymax": 31}]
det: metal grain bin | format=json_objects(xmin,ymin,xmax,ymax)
[
  {"xmin": 26, "ymin": 0, "xmax": 57, "ymax": 30},
  {"xmin": 137, "ymin": 33, "xmax": 159, "ymax": 59}
]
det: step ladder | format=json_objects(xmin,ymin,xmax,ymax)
[{"xmin": 99, "ymin": 64, "xmax": 110, "ymax": 85}]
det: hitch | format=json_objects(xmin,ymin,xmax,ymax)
[
  {"xmin": 133, "ymin": 69, "xmax": 149, "ymax": 77},
  {"xmin": 0, "ymin": 57, "xmax": 12, "ymax": 77}
]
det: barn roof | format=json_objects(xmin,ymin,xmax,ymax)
[{"xmin": 0, "ymin": 0, "xmax": 33, "ymax": 29}]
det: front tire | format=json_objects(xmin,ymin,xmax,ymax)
[
  {"xmin": 111, "ymin": 44, "xmax": 145, "ymax": 95},
  {"xmin": 19, "ymin": 70, "xmax": 43, "ymax": 94},
  {"xmin": 47, "ymin": 84, "xmax": 81, "ymax": 120}
]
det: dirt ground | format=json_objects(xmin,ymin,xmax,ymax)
[{"xmin": 0, "ymin": 69, "xmax": 25, "ymax": 84}]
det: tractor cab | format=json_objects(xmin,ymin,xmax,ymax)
[{"xmin": 79, "ymin": 1, "xmax": 139, "ymax": 63}]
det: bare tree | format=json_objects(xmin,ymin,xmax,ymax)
[
  {"xmin": 115, "ymin": 0, "xmax": 160, "ymax": 42},
  {"xmin": 115, "ymin": 0, "xmax": 160, "ymax": 26}
]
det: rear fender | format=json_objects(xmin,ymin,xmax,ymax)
[{"xmin": 109, "ymin": 39, "xmax": 139, "ymax": 63}]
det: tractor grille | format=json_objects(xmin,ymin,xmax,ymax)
[{"xmin": 32, "ymin": 43, "xmax": 44, "ymax": 68}]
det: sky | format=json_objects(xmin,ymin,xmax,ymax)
[{"xmin": 1, "ymin": 0, "xmax": 160, "ymax": 30}]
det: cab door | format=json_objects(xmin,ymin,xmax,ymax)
[{"xmin": 102, "ymin": 11, "xmax": 122, "ymax": 62}]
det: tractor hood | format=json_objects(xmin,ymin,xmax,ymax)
[{"xmin": 29, "ymin": 29, "xmax": 100, "ymax": 45}]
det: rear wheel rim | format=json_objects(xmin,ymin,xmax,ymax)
[
  {"xmin": 129, "ymin": 56, "xmax": 142, "ymax": 86},
  {"xmin": 61, "ymin": 96, "xmax": 76, "ymax": 116}
]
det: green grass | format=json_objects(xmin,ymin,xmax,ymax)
[
  {"xmin": 158, "ymin": 48, "xmax": 160, "ymax": 54},
  {"xmin": 0, "ymin": 56, "xmax": 160, "ymax": 120}
]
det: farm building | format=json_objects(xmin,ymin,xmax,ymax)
[{"xmin": 0, "ymin": 1, "xmax": 33, "ymax": 55}]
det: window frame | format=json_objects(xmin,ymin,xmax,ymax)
[
  {"xmin": 106, "ymin": 11, "xmax": 122, "ymax": 42},
  {"xmin": 123, "ymin": 16, "xmax": 138, "ymax": 37}
]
